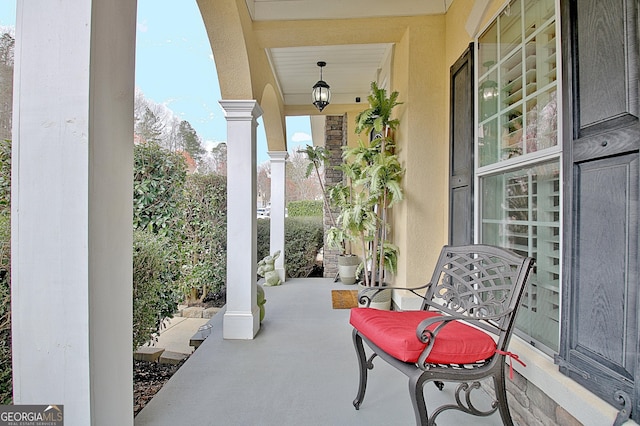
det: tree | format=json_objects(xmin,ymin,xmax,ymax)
[
  {"xmin": 163, "ymin": 116, "xmax": 182, "ymax": 152},
  {"xmin": 0, "ymin": 32, "xmax": 14, "ymax": 141},
  {"xmin": 285, "ymin": 150, "xmax": 322, "ymax": 202},
  {"xmin": 177, "ymin": 120, "xmax": 205, "ymax": 161},
  {"xmin": 257, "ymin": 162, "xmax": 271, "ymax": 205},
  {"xmin": 135, "ymin": 106, "xmax": 164, "ymax": 145},
  {"xmin": 209, "ymin": 142, "xmax": 227, "ymax": 175}
]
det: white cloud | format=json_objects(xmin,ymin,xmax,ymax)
[
  {"xmin": 137, "ymin": 20, "xmax": 148, "ymax": 33},
  {"xmin": 291, "ymin": 132, "xmax": 312, "ymax": 143}
]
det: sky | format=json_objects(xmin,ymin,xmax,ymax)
[{"xmin": 0, "ymin": 0, "xmax": 313, "ymax": 165}]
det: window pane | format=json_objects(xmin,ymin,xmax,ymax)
[
  {"xmin": 500, "ymin": 106, "xmax": 524, "ymax": 160},
  {"xmin": 525, "ymin": 88, "xmax": 557, "ymax": 153},
  {"xmin": 478, "ymin": 117, "xmax": 499, "ymax": 167},
  {"xmin": 499, "ymin": 0, "xmax": 522, "ymax": 58},
  {"xmin": 524, "ymin": 0, "xmax": 555, "ymax": 36},
  {"xmin": 479, "ymin": 21, "xmax": 498, "ymax": 70},
  {"xmin": 476, "ymin": 0, "xmax": 558, "ymax": 168},
  {"xmin": 479, "ymin": 70, "xmax": 498, "ymax": 120},
  {"xmin": 481, "ymin": 160, "xmax": 560, "ymax": 352}
]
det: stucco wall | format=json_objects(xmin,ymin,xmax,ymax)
[{"xmin": 391, "ymin": 16, "xmax": 448, "ymax": 290}]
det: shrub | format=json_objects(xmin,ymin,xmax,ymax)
[
  {"xmin": 0, "ymin": 212, "xmax": 10, "ymax": 404},
  {"xmin": 133, "ymin": 142, "xmax": 186, "ymax": 236},
  {"xmin": 285, "ymin": 217, "xmax": 324, "ymax": 277},
  {"xmin": 178, "ymin": 174, "xmax": 227, "ymax": 302},
  {"xmin": 287, "ymin": 200, "xmax": 323, "ymax": 217},
  {"xmin": 257, "ymin": 219, "xmax": 271, "ymax": 262},
  {"xmin": 0, "ymin": 139, "xmax": 11, "ymax": 404},
  {"xmin": 132, "ymin": 229, "xmax": 180, "ymax": 350},
  {"xmin": 257, "ymin": 217, "xmax": 324, "ymax": 278}
]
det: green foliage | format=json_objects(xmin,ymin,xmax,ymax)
[
  {"xmin": 0, "ymin": 140, "xmax": 10, "ymax": 211},
  {"xmin": 285, "ymin": 217, "xmax": 324, "ymax": 278},
  {"xmin": 132, "ymin": 142, "xmax": 187, "ymax": 347},
  {"xmin": 299, "ymin": 145, "xmax": 338, "ymax": 228},
  {"xmin": 178, "ymin": 174, "xmax": 227, "ymax": 298},
  {"xmin": 132, "ymin": 229, "xmax": 181, "ymax": 350},
  {"xmin": 331, "ymin": 82, "xmax": 405, "ymax": 286},
  {"xmin": 355, "ymin": 81, "xmax": 402, "ymax": 135},
  {"xmin": 0, "ymin": 140, "xmax": 11, "ymax": 404},
  {"xmin": 133, "ymin": 142, "xmax": 187, "ymax": 236},
  {"xmin": 257, "ymin": 217, "xmax": 324, "ymax": 278},
  {"xmin": 287, "ymin": 200, "xmax": 323, "ymax": 217},
  {"xmin": 0, "ymin": 212, "xmax": 11, "ymax": 405},
  {"xmin": 257, "ymin": 219, "xmax": 271, "ymax": 262}
]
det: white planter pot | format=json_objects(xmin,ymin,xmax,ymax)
[
  {"xmin": 337, "ymin": 254, "xmax": 360, "ymax": 285},
  {"xmin": 358, "ymin": 284, "xmax": 392, "ymax": 310}
]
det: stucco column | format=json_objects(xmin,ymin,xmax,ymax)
[
  {"xmin": 268, "ymin": 151, "xmax": 288, "ymax": 281},
  {"xmin": 11, "ymin": 1, "xmax": 135, "ymax": 425},
  {"xmin": 220, "ymin": 100, "xmax": 263, "ymax": 339}
]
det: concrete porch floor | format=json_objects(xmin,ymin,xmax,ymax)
[{"xmin": 134, "ymin": 278, "xmax": 504, "ymax": 426}]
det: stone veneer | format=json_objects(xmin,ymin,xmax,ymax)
[
  {"xmin": 477, "ymin": 370, "xmax": 582, "ymax": 425},
  {"xmin": 507, "ymin": 370, "xmax": 582, "ymax": 426},
  {"xmin": 322, "ymin": 115, "xmax": 346, "ymax": 278}
]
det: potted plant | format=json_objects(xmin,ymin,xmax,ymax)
[
  {"xmin": 300, "ymin": 145, "xmax": 360, "ymax": 284},
  {"xmin": 328, "ymin": 81, "xmax": 404, "ymax": 307}
]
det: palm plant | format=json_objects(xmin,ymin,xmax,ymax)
[
  {"xmin": 300, "ymin": 145, "xmax": 337, "ymax": 228},
  {"xmin": 328, "ymin": 82, "xmax": 405, "ymax": 287}
]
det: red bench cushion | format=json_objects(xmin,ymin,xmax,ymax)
[{"xmin": 350, "ymin": 308, "xmax": 497, "ymax": 365}]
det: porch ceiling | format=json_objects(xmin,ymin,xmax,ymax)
[
  {"xmin": 246, "ymin": 0, "xmax": 454, "ymax": 108},
  {"xmin": 268, "ymin": 44, "xmax": 393, "ymax": 106}
]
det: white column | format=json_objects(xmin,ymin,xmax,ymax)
[
  {"xmin": 11, "ymin": 1, "xmax": 135, "ymax": 425},
  {"xmin": 268, "ymin": 151, "xmax": 288, "ymax": 282},
  {"xmin": 220, "ymin": 100, "xmax": 263, "ymax": 339}
]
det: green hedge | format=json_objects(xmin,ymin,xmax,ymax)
[
  {"xmin": 257, "ymin": 217, "xmax": 323, "ymax": 278},
  {"xmin": 132, "ymin": 229, "xmax": 181, "ymax": 349},
  {"xmin": 287, "ymin": 200, "xmax": 323, "ymax": 217},
  {"xmin": 0, "ymin": 139, "xmax": 11, "ymax": 404},
  {"xmin": 178, "ymin": 174, "xmax": 227, "ymax": 299},
  {"xmin": 0, "ymin": 212, "xmax": 11, "ymax": 405}
]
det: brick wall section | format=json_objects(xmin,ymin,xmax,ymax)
[
  {"xmin": 480, "ymin": 369, "xmax": 582, "ymax": 426},
  {"xmin": 323, "ymin": 114, "xmax": 345, "ymax": 278}
]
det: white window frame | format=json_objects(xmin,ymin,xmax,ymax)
[{"xmin": 473, "ymin": 0, "xmax": 564, "ymax": 356}]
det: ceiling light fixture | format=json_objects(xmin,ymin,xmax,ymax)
[{"xmin": 312, "ymin": 61, "xmax": 331, "ymax": 112}]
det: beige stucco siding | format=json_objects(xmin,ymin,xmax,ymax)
[{"xmin": 391, "ymin": 17, "xmax": 448, "ymax": 289}]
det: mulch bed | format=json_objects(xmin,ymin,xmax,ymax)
[{"xmin": 134, "ymin": 358, "xmax": 188, "ymax": 416}]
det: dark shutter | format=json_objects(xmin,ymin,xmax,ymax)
[
  {"xmin": 449, "ymin": 43, "xmax": 474, "ymax": 246},
  {"xmin": 559, "ymin": 0, "xmax": 640, "ymax": 420}
]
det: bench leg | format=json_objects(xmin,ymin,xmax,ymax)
[
  {"xmin": 352, "ymin": 330, "xmax": 369, "ymax": 410},
  {"xmin": 494, "ymin": 365, "xmax": 514, "ymax": 426},
  {"xmin": 409, "ymin": 374, "xmax": 430, "ymax": 426}
]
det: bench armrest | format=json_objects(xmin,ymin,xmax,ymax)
[{"xmin": 358, "ymin": 283, "xmax": 431, "ymax": 307}]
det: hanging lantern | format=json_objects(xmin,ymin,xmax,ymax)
[{"xmin": 312, "ymin": 61, "xmax": 331, "ymax": 112}]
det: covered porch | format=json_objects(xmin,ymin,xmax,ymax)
[
  {"xmin": 8, "ymin": 0, "xmax": 639, "ymax": 424},
  {"xmin": 134, "ymin": 278, "xmax": 504, "ymax": 426}
]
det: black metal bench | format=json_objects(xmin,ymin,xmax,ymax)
[{"xmin": 350, "ymin": 244, "xmax": 534, "ymax": 425}]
